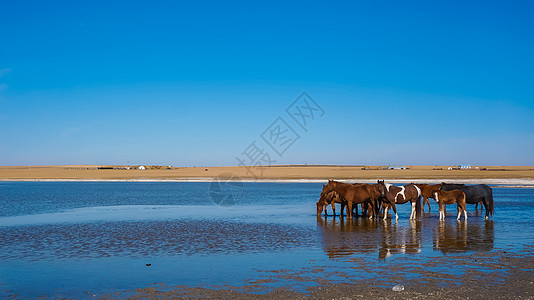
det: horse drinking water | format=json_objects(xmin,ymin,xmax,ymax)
[
  {"xmin": 317, "ymin": 191, "xmax": 343, "ymax": 216},
  {"xmin": 320, "ymin": 180, "xmax": 380, "ymax": 218}
]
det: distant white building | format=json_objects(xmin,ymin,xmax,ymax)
[
  {"xmin": 458, "ymin": 165, "xmax": 471, "ymax": 169},
  {"xmin": 138, "ymin": 166, "xmax": 146, "ymax": 170},
  {"xmin": 388, "ymin": 165, "xmax": 406, "ymax": 170}
]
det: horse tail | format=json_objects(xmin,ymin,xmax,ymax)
[
  {"xmin": 414, "ymin": 184, "xmax": 422, "ymax": 219},
  {"xmin": 488, "ymin": 187, "xmax": 494, "ymax": 217},
  {"xmin": 415, "ymin": 195, "xmax": 421, "ymax": 219}
]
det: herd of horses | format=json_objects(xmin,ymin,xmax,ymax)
[{"xmin": 317, "ymin": 180, "xmax": 494, "ymax": 221}]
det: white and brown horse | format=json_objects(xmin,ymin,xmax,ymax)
[
  {"xmin": 434, "ymin": 189, "xmax": 467, "ymax": 221},
  {"xmin": 377, "ymin": 180, "xmax": 422, "ymax": 220}
]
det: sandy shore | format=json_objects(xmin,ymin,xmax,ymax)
[{"xmin": 1, "ymin": 165, "xmax": 534, "ymax": 186}]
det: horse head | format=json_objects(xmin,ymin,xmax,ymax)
[
  {"xmin": 316, "ymin": 197, "xmax": 326, "ymax": 215},
  {"xmin": 377, "ymin": 180, "xmax": 387, "ymax": 197},
  {"xmin": 321, "ymin": 180, "xmax": 336, "ymax": 196}
]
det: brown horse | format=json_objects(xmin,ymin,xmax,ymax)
[
  {"xmin": 440, "ymin": 183, "xmax": 494, "ymax": 220},
  {"xmin": 316, "ymin": 191, "xmax": 343, "ymax": 216},
  {"xmin": 415, "ymin": 184, "xmax": 441, "ymax": 213},
  {"xmin": 318, "ymin": 182, "xmax": 368, "ymax": 216},
  {"xmin": 434, "ymin": 189, "xmax": 467, "ymax": 221},
  {"xmin": 320, "ymin": 180, "xmax": 380, "ymax": 218},
  {"xmin": 377, "ymin": 180, "xmax": 422, "ymax": 220}
]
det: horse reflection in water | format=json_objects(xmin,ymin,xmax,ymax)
[
  {"xmin": 378, "ymin": 221, "xmax": 422, "ymax": 260},
  {"xmin": 317, "ymin": 217, "xmax": 494, "ymax": 260},
  {"xmin": 434, "ymin": 220, "xmax": 494, "ymax": 254},
  {"xmin": 316, "ymin": 216, "xmax": 379, "ymax": 258},
  {"xmin": 316, "ymin": 217, "xmax": 422, "ymax": 260}
]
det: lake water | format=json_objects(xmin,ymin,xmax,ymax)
[{"xmin": 0, "ymin": 182, "xmax": 533, "ymax": 298}]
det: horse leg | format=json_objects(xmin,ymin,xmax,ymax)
[
  {"xmin": 346, "ymin": 202, "xmax": 353, "ymax": 218},
  {"xmin": 391, "ymin": 203, "xmax": 399, "ymax": 221},
  {"xmin": 457, "ymin": 203, "xmax": 461, "ymax": 221},
  {"xmin": 439, "ymin": 202, "xmax": 444, "ymax": 220},
  {"xmin": 482, "ymin": 199, "xmax": 489, "ymax": 220},
  {"xmin": 331, "ymin": 203, "xmax": 335, "ymax": 216},
  {"xmin": 422, "ymin": 197, "xmax": 426, "ymax": 212},
  {"xmin": 383, "ymin": 204, "xmax": 389, "ymax": 220},
  {"xmin": 462, "ymin": 201, "xmax": 468, "ymax": 221},
  {"xmin": 378, "ymin": 199, "xmax": 383, "ymax": 215},
  {"xmin": 410, "ymin": 201, "xmax": 416, "ymax": 220},
  {"xmin": 426, "ymin": 197, "xmax": 431, "ymax": 213}
]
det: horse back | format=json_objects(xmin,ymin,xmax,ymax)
[
  {"xmin": 403, "ymin": 183, "xmax": 420, "ymax": 200},
  {"xmin": 438, "ymin": 189, "xmax": 465, "ymax": 203},
  {"xmin": 450, "ymin": 189, "xmax": 465, "ymax": 201},
  {"xmin": 346, "ymin": 184, "xmax": 375, "ymax": 203},
  {"xmin": 421, "ymin": 184, "xmax": 440, "ymax": 198},
  {"xmin": 457, "ymin": 184, "xmax": 490, "ymax": 203},
  {"xmin": 441, "ymin": 183, "xmax": 466, "ymax": 191}
]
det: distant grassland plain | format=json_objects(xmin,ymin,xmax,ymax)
[{"xmin": 1, "ymin": 165, "xmax": 533, "ymax": 184}]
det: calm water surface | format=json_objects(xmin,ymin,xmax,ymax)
[{"xmin": 0, "ymin": 182, "xmax": 533, "ymax": 298}]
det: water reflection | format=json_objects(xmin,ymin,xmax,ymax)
[
  {"xmin": 316, "ymin": 216, "xmax": 379, "ymax": 258},
  {"xmin": 379, "ymin": 220, "xmax": 422, "ymax": 260},
  {"xmin": 317, "ymin": 217, "xmax": 494, "ymax": 260},
  {"xmin": 433, "ymin": 220, "xmax": 494, "ymax": 254}
]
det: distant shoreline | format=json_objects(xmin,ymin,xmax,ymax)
[
  {"xmin": 1, "ymin": 177, "xmax": 534, "ymax": 188},
  {"xmin": 1, "ymin": 165, "xmax": 533, "ymax": 187}
]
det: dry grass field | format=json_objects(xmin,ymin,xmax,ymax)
[{"xmin": 0, "ymin": 165, "xmax": 533, "ymax": 182}]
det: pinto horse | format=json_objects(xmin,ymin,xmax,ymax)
[
  {"xmin": 377, "ymin": 180, "xmax": 422, "ymax": 220},
  {"xmin": 320, "ymin": 180, "xmax": 380, "ymax": 218},
  {"xmin": 415, "ymin": 184, "xmax": 441, "ymax": 213},
  {"xmin": 434, "ymin": 189, "xmax": 467, "ymax": 221},
  {"xmin": 440, "ymin": 183, "xmax": 494, "ymax": 220}
]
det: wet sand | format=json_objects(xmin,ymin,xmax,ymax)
[{"xmin": 112, "ymin": 249, "xmax": 534, "ymax": 299}]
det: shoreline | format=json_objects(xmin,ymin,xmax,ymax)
[{"xmin": 1, "ymin": 177, "xmax": 534, "ymax": 188}]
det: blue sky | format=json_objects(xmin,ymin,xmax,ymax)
[{"xmin": 1, "ymin": 0, "xmax": 533, "ymax": 166}]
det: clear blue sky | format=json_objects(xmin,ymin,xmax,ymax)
[{"xmin": 1, "ymin": 0, "xmax": 533, "ymax": 166}]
